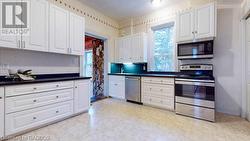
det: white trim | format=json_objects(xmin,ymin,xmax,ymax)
[
  {"xmin": 83, "ymin": 28, "xmax": 110, "ymax": 97},
  {"xmin": 248, "ymin": 112, "xmax": 250, "ymax": 121},
  {"xmin": 241, "ymin": 19, "xmax": 247, "ymax": 118}
]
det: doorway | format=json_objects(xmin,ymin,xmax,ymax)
[{"xmin": 85, "ymin": 35, "xmax": 106, "ymax": 102}]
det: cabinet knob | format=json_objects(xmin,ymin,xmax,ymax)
[
  {"xmin": 56, "ymin": 111, "xmax": 59, "ymax": 113},
  {"xmin": 149, "ymin": 88, "xmax": 152, "ymax": 91},
  {"xmin": 160, "ymin": 89, "xmax": 163, "ymax": 92},
  {"xmin": 56, "ymin": 96, "xmax": 59, "ymax": 99},
  {"xmin": 33, "ymin": 87, "xmax": 37, "ymax": 90},
  {"xmin": 75, "ymin": 86, "xmax": 78, "ymax": 88},
  {"xmin": 0, "ymin": 97, "xmax": 2, "ymax": 99},
  {"xmin": 33, "ymin": 100, "xmax": 37, "ymax": 103},
  {"xmin": 33, "ymin": 117, "xmax": 37, "ymax": 120},
  {"xmin": 56, "ymin": 85, "xmax": 59, "ymax": 87}
]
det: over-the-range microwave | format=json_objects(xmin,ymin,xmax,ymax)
[{"xmin": 177, "ymin": 40, "xmax": 213, "ymax": 60}]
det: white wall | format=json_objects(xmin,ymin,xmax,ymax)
[
  {"xmin": 213, "ymin": 8, "xmax": 242, "ymax": 116},
  {"xmin": 0, "ymin": 48, "xmax": 79, "ymax": 75}
]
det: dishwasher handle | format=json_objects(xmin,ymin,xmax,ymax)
[{"xmin": 125, "ymin": 77, "xmax": 141, "ymax": 81}]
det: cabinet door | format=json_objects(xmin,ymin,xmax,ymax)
[
  {"xmin": 70, "ymin": 13, "xmax": 85, "ymax": 56},
  {"xmin": 0, "ymin": 88, "xmax": 4, "ymax": 139},
  {"xmin": 118, "ymin": 38, "xmax": 125, "ymax": 63},
  {"xmin": 0, "ymin": 36, "xmax": 19, "ymax": 49},
  {"xmin": 109, "ymin": 76, "xmax": 125, "ymax": 99},
  {"xmin": 131, "ymin": 34, "xmax": 141, "ymax": 62},
  {"xmin": 123, "ymin": 37, "xmax": 132, "ymax": 62},
  {"xmin": 176, "ymin": 10, "xmax": 194, "ymax": 42},
  {"xmin": 22, "ymin": 0, "xmax": 49, "ymax": 52},
  {"xmin": 74, "ymin": 80, "xmax": 90, "ymax": 114},
  {"xmin": 195, "ymin": 3, "xmax": 215, "ymax": 39},
  {"xmin": 49, "ymin": 4, "xmax": 69, "ymax": 54}
]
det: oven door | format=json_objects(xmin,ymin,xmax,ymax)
[
  {"xmin": 177, "ymin": 41, "xmax": 213, "ymax": 59},
  {"xmin": 175, "ymin": 80, "xmax": 215, "ymax": 101}
]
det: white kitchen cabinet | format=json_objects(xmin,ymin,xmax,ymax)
[
  {"xmin": 74, "ymin": 80, "xmax": 91, "ymax": 114},
  {"xmin": 70, "ymin": 13, "xmax": 85, "ymax": 56},
  {"xmin": 176, "ymin": 10, "xmax": 195, "ymax": 42},
  {"xmin": 176, "ymin": 2, "xmax": 216, "ymax": 42},
  {"xmin": 195, "ymin": 3, "xmax": 215, "ymax": 40},
  {"xmin": 49, "ymin": 4, "xmax": 70, "ymax": 54},
  {"xmin": 141, "ymin": 77, "xmax": 175, "ymax": 111},
  {"xmin": 115, "ymin": 33, "xmax": 147, "ymax": 63},
  {"xmin": 0, "ymin": 36, "xmax": 19, "ymax": 49},
  {"xmin": 109, "ymin": 75, "xmax": 125, "ymax": 99},
  {"xmin": 5, "ymin": 101, "xmax": 73, "ymax": 136},
  {"xmin": 0, "ymin": 88, "xmax": 4, "ymax": 139},
  {"xmin": 22, "ymin": 0, "xmax": 49, "ymax": 52}
]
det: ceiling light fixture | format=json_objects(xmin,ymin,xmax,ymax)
[{"xmin": 151, "ymin": 0, "xmax": 162, "ymax": 7}]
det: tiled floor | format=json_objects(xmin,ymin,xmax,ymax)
[{"xmin": 7, "ymin": 98, "xmax": 250, "ymax": 141}]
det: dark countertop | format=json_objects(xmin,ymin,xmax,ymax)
[{"xmin": 0, "ymin": 73, "xmax": 92, "ymax": 86}]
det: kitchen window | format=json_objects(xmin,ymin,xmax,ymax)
[
  {"xmin": 151, "ymin": 23, "xmax": 175, "ymax": 72},
  {"xmin": 85, "ymin": 50, "xmax": 93, "ymax": 77}
]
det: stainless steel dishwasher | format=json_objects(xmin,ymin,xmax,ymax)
[{"xmin": 125, "ymin": 76, "xmax": 141, "ymax": 103}]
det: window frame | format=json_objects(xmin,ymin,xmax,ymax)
[
  {"xmin": 149, "ymin": 21, "xmax": 177, "ymax": 72},
  {"xmin": 84, "ymin": 50, "xmax": 93, "ymax": 77}
]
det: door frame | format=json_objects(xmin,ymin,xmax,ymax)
[{"xmin": 80, "ymin": 29, "xmax": 110, "ymax": 97}]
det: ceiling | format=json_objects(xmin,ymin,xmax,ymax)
[{"xmin": 79, "ymin": 0, "xmax": 243, "ymax": 21}]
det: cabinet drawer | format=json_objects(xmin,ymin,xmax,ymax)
[
  {"xmin": 143, "ymin": 84, "xmax": 174, "ymax": 98},
  {"xmin": 6, "ymin": 89, "xmax": 74, "ymax": 114},
  {"xmin": 176, "ymin": 103, "xmax": 215, "ymax": 122},
  {"xmin": 5, "ymin": 81, "xmax": 74, "ymax": 97},
  {"xmin": 142, "ymin": 95, "xmax": 174, "ymax": 111},
  {"xmin": 109, "ymin": 81, "xmax": 125, "ymax": 99},
  {"xmin": 142, "ymin": 77, "xmax": 174, "ymax": 85},
  {"xmin": 109, "ymin": 76, "xmax": 125, "ymax": 83},
  {"xmin": 5, "ymin": 101, "xmax": 73, "ymax": 136}
]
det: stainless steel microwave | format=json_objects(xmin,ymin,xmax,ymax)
[{"xmin": 177, "ymin": 40, "xmax": 213, "ymax": 60}]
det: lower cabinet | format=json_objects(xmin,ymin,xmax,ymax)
[
  {"xmin": 0, "ymin": 88, "xmax": 4, "ymax": 139},
  {"xmin": 5, "ymin": 101, "xmax": 73, "ymax": 136},
  {"xmin": 73, "ymin": 80, "xmax": 91, "ymax": 114},
  {"xmin": 141, "ymin": 77, "xmax": 175, "ymax": 111},
  {"xmin": 109, "ymin": 76, "xmax": 125, "ymax": 99},
  {"xmin": 3, "ymin": 79, "xmax": 91, "ymax": 137}
]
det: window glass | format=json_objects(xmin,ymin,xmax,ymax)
[
  {"xmin": 152, "ymin": 25, "xmax": 175, "ymax": 71},
  {"xmin": 85, "ymin": 51, "xmax": 93, "ymax": 77}
]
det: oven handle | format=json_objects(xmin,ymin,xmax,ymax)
[{"xmin": 175, "ymin": 81, "xmax": 215, "ymax": 87}]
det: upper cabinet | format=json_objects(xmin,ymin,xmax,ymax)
[
  {"xmin": 23, "ymin": 0, "xmax": 49, "ymax": 52},
  {"xmin": 176, "ymin": 2, "xmax": 216, "ymax": 43},
  {"xmin": 0, "ymin": 1, "xmax": 85, "ymax": 56},
  {"xmin": 70, "ymin": 13, "xmax": 85, "ymax": 56},
  {"xmin": 115, "ymin": 33, "xmax": 147, "ymax": 63},
  {"xmin": 49, "ymin": 4, "xmax": 70, "ymax": 54}
]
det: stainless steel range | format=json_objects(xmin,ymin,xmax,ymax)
[{"xmin": 175, "ymin": 64, "xmax": 215, "ymax": 122}]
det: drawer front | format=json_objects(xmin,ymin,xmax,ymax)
[
  {"xmin": 5, "ymin": 101, "xmax": 73, "ymax": 136},
  {"xmin": 176, "ymin": 96, "xmax": 215, "ymax": 108},
  {"xmin": 142, "ymin": 95, "xmax": 174, "ymax": 111},
  {"xmin": 176, "ymin": 103, "xmax": 215, "ymax": 122},
  {"xmin": 142, "ymin": 77, "xmax": 174, "ymax": 85},
  {"xmin": 6, "ymin": 89, "xmax": 74, "ymax": 114},
  {"xmin": 109, "ymin": 76, "xmax": 125, "ymax": 83},
  {"xmin": 5, "ymin": 81, "xmax": 74, "ymax": 97},
  {"xmin": 143, "ymin": 84, "xmax": 174, "ymax": 98}
]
